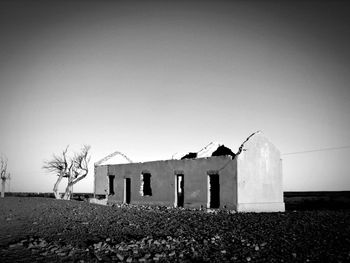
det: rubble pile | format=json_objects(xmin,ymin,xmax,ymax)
[{"xmin": 0, "ymin": 197, "xmax": 349, "ymax": 262}]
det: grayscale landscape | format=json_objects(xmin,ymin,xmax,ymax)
[{"xmin": 1, "ymin": 0, "xmax": 350, "ymax": 262}]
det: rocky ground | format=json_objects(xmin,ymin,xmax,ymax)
[{"xmin": 0, "ymin": 197, "xmax": 349, "ymax": 262}]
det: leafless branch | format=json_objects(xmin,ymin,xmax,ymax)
[
  {"xmin": 43, "ymin": 146, "xmax": 70, "ymax": 177},
  {"xmin": 71, "ymin": 145, "xmax": 91, "ymax": 185},
  {"xmin": 1, "ymin": 156, "xmax": 10, "ymax": 180},
  {"xmin": 1, "ymin": 155, "xmax": 10, "ymax": 197}
]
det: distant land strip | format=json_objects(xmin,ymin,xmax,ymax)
[{"xmin": 3, "ymin": 191, "xmax": 350, "ymax": 210}]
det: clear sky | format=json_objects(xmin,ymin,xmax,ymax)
[{"xmin": 0, "ymin": 0, "xmax": 349, "ymax": 193}]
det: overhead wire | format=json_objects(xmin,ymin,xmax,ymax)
[{"xmin": 282, "ymin": 146, "xmax": 350, "ymax": 156}]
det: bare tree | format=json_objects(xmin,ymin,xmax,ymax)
[
  {"xmin": 63, "ymin": 145, "xmax": 90, "ymax": 200},
  {"xmin": 1, "ymin": 156, "xmax": 11, "ymax": 198},
  {"xmin": 43, "ymin": 146, "xmax": 71, "ymax": 199},
  {"xmin": 43, "ymin": 145, "xmax": 90, "ymax": 200}
]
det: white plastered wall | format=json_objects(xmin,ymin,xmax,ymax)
[{"xmin": 236, "ymin": 133, "xmax": 285, "ymax": 212}]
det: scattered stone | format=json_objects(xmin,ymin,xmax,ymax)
[
  {"xmin": 94, "ymin": 253, "xmax": 102, "ymax": 261},
  {"xmin": 154, "ymin": 240, "xmax": 160, "ymax": 246},
  {"xmin": 116, "ymin": 253, "xmax": 124, "ymax": 261},
  {"xmin": 50, "ymin": 247, "xmax": 58, "ymax": 252},
  {"xmin": 28, "ymin": 243, "xmax": 35, "ymax": 249},
  {"xmin": 9, "ymin": 242, "xmax": 22, "ymax": 248},
  {"xmin": 38, "ymin": 240, "xmax": 47, "ymax": 248},
  {"xmin": 94, "ymin": 242, "xmax": 102, "ymax": 250},
  {"xmin": 0, "ymin": 197, "xmax": 349, "ymax": 263}
]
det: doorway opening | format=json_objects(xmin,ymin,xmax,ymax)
[
  {"xmin": 108, "ymin": 175, "xmax": 115, "ymax": 195},
  {"xmin": 175, "ymin": 174, "xmax": 184, "ymax": 207},
  {"xmin": 208, "ymin": 173, "xmax": 220, "ymax": 208},
  {"xmin": 124, "ymin": 178, "xmax": 131, "ymax": 204}
]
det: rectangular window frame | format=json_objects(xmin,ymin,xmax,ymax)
[
  {"xmin": 140, "ymin": 171, "xmax": 152, "ymax": 196},
  {"xmin": 108, "ymin": 175, "xmax": 115, "ymax": 195}
]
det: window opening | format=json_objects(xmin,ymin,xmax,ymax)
[
  {"xmin": 108, "ymin": 175, "xmax": 115, "ymax": 195},
  {"xmin": 176, "ymin": 174, "xmax": 184, "ymax": 207},
  {"xmin": 140, "ymin": 172, "xmax": 152, "ymax": 196}
]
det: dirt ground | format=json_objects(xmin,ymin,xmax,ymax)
[{"xmin": 0, "ymin": 197, "xmax": 349, "ymax": 262}]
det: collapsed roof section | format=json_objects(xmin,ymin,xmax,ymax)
[
  {"xmin": 178, "ymin": 131, "xmax": 262, "ymax": 160},
  {"xmin": 95, "ymin": 151, "xmax": 133, "ymax": 166},
  {"xmin": 96, "ymin": 131, "xmax": 262, "ymax": 165},
  {"xmin": 180, "ymin": 142, "xmax": 236, "ymax": 160},
  {"xmin": 236, "ymin": 130, "xmax": 262, "ymax": 156}
]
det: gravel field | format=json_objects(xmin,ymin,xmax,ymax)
[{"xmin": 0, "ymin": 197, "xmax": 349, "ymax": 262}]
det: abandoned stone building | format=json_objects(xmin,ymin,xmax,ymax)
[{"xmin": 94, "ymin": 132, "xmax": 285, "ymax": 212}]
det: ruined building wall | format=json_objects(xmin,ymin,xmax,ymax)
[
  {"xmin": 95, "ymin": 156, "xmax": 237, "ymax": 209},
  {"xmin": 94, "ymin": 132, "xmax": 285, "ymax": 212},
  {"xmin": 94, "ymin": 165, "xmax": 108, "ymax": 197},
  {"xmin": 236, "ymin": 133, "xmax": 285, "ymax": 212}
]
